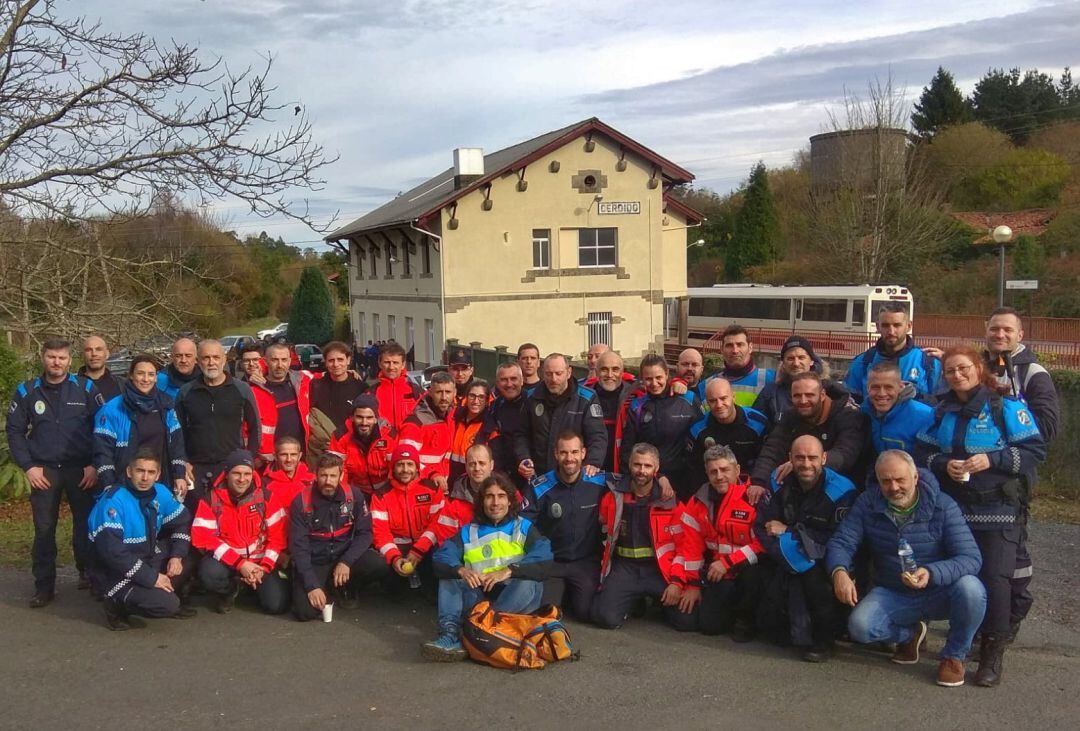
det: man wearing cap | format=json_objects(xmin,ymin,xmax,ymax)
[
  {"xmin": 369, "ymin": 444, "xmax": 446, "ymax": 588},
  {"xmin": 288, "ymin": 453, "xmax": 379, "ymax": 621},
  {"xmin": 717, "ymin": 325, "xmax": 775, "ymax": 408},
  {"xmin": 329, "ymin": 394, "xmax": 395, "ymax": 498},
  {"xmin": 754, "ymin": 334, "xmax": 850, "ymax": 426},
  {"xmin": 191, "ymin": 450, "xmax": 290, "ymax": 615},
  {"xmin": 844, "ymin": 302, "xmax": 941, "ymax": 404},
  {"xmin": 448, "ymin": 349, "xmax": 479, "ymax": 408},
  {"xmin": 398, "ymin": 372, "xmax": 456, "ymax": 493},
  {"xmin": 366, "ymin": 342, "xmax": 423, "ymax": 437}
]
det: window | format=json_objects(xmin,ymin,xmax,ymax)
[
  {"xmin": 403, "ymin": 242, "xmax": 411, "ymax": 277},
  {"xmin": 871, "ymin": 299, "xmax": 911, "ymax": 320},
  {"xmin": 587, "ymin": 311, "xmax": 612, "ymax": 348},
  {"xmin": 851, "ymin": 299, "xmax": 866, "ymax": 327},
  {"xmin": 357, "ymin": 311, "xmax": 365, "ymax": 344},
  {"xmin": 369, "ymin": 244, "xmax": 378, "ymax": 279},
  {"xmin": 384, "ymin": 244, "xmax": 394, "ymax": 278},
  {"xmin": 532, "ymin": 228, "xmax": 551, "ymax": 269},
  {"xmin": 405, "ymin": 317, "xmax": 415, "ymax": 351},
  {"xmin": 372, "ymin": 313, "xmax": 381, "ymax": 341},
  {"xmin": 578, "ymin": 228, "xmax": 617, "ymax": 267},
  {"xmin": 353, "ymin": 243, "xmax": 364, "ymax": 279},
  {"xmin": 387, "ymin": 314, "xmax": 397, "ymax": 342},
  {"xmin": 688, "ymin": 297, "xmax": 791, "ymax": 321},
  {"xmin": 800, "ymin": 298, "xmax": 848, "ymax": 323},
  {"xmin": 424, "ymin": 319, "xmax": 436, "ymax": 364},
  {"xmin": 422, "ymin": 239, "xmax": 432, "ymax": 275}
]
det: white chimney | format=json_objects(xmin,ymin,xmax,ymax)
[{"xmin": 453, "ymin": 147, "xmax": 484, "ymax": 189}]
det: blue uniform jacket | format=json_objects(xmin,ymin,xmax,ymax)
[
  {"xmin": 915, "ymin": 386, "xmax": 1045, "ymax": 530},
  {"xmin": 433, "ymin": 514, "xmax": 553, "ymax": 581},
  {"xmin": 862, "ymin": 384, "xmax": 936, "ymax": 456},
  {"xmin": 754, "ymin": 468, "xmax": 855, "ymax": 574},
  {"xmin": 619, "ymin": 390, "xmax": 700, "ymax": 475},
  {"xmin": 6, "ymin": 374, "xmax": 103, "ymax": 470},
  {"xmin": 522, "ymin": 469, "xmax": 606, "ymax": 562},
  {"xmin": 88, "ymin": 482, "xmax": 191, "ymax": 599},
  {"xmin": 826, "ymin": 469, "xmax": 981, "ymax": 592},
  {"xmin": 93, "ymin": 392, "xmax": 187, "ymax": 488},
  {"xmin": 844, "ymin": 337, "xmax": 942, "ymax": 402}
]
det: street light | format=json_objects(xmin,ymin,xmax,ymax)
[
  {"xmin": 688, "ymin": 238, "xmax": 705, "ymax": 249},
  {"xmin": 992, "ymin": 225, "xmax": 1013, "ymax": 307}
]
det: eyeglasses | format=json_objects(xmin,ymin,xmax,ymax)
[
  {"xmin": 466, "ymin": 394, "xmax": 487, "ymax": 401},
  {"xmin": 944, "ymin": 364, "xmax": 975, "ymax": 377}
]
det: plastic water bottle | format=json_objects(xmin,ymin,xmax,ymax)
[
  {"xmin": 898, "ymin": 538, "xmax": 918, "ymax": 575},
  {"xmin": 408, "ymin": 574, "xmax": 421, "ymax": 590}
]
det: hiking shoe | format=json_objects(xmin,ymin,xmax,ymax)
[
  {"xmin": 974, "ymin": 634, "xmax": 1007, "ymax": 687},
  {"xmin": 214, "ymin": 583, "xmax": 240, "ymax": 614},
  {"xmin": 421, "ymin": 633, "xmax": 468, "ymax": 662},
  {"xmin": 936, "ymin": 658, "xmax": 966, "ymax": 687},
  {"xmin": 892, "ymin": 621, "xmax": 928, "ymax": 665},
  {"xmin": 29, "ymin": 591, "xmax": 54, "ymax": 609},
  {"xmin": 104, "ymin": 600, "xmax": 131, "ymax": 631}
]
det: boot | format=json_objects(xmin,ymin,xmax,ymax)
[
  {"xmin": 214, "ymin": 580, "xmax": 240, "ymax": 614},
  {"xmin": 104, "ymin": 600, "xmax": 132, "ymax": 631},
  {"xmin": 974, "ymin": 634, "xmax": 1007, "ymax": 687}
]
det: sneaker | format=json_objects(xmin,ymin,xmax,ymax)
[
  {"xmin": 936, "ymin": 658, "xmax": 966, "ymax": 687},
  {"xmin": 892, "ymin": 621, "xmax": 928, "ymax": 664},
  {"xmin": 172, "ymin": 604, "xmax": 198, "ymax": 619},
  {"xmin": 421, "ymin": 633, "xmax": 468, "ymax": 662},
  {"xmin": 29, "ymin": 591, "xmax": 54, "ymax": 609},
  {"xmin": 104, "ymin": 600, "xmax": 131, "ymax": 631}
]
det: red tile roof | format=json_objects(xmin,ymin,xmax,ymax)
[{"xmin": 949, "ymin": 209, "xmax": 1057, "ymax": 244}]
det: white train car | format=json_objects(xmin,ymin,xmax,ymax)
[{"xmin": 679, "ymin": 283, "xmax": 914, "ymax": 339}]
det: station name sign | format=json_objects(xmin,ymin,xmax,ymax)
[{"xmin": 597, "ymin": 201, "xmax": 641, "ymax": 215}]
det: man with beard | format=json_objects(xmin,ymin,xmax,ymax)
[
  {"xmin": 157, "ymin": 337, "xmax": 200, "ymax": 399},
  {"xmin": 399, "ymin": 373, "xmax": 456, "ymax": 493},
  {"xmin": 754, "ymin": 335, "xmax": 851, "ymax": 426},
  {"xmin": 688, "ymin": 377, "xmax": 768, "ymax": 489},
  {"xmin": 585, "ymin": 350, "xmax": 636, "ymax": 473},
  {"xmin": 330, "ymin": 395, "xmax": 394, "ymax": 498},
  {"xmin": 844, "ymin": 303, "xmax": 941, "ymax": 404},
  {"xmin": 717, "ymin": 325, "xmax": 774, "ymax": 408}
]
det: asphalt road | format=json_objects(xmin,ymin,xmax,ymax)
[{"xmin": 1, "ymin": 523, "xmax": 1078, "ymax": 730}]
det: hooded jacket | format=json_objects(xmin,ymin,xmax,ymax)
[
  {"xmin": 369, "ymin": 477, "xmax": 446, "ymax": 563},
  {"xmin": 191, "ymin": 472, "xmax": 287, "ymax": 572},
  {"xmin": 328, "ymin": 419, "xmax": 394, "ymax": 495},
  {"xmin": 861, "ymin": 383, "xmax": 936, "ymax": 457},
  {"xmin": 844, "ymin": 336, "xmax": 942, "ymax": 402},
  {"xmin": 93, "ymin": 383, "xmax": 187, "ymax": 488},
  {"xmin": 984, "ymin": 344, "xmax": 1060, "ymax": 443},
  {"xmin": 398, "ymin": 396, "xmax": 453, "ymax": 482}
]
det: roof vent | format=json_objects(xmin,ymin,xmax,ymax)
[{"xmin": 453, "ymin": 148, "xmax": 484, "ymax": 189}]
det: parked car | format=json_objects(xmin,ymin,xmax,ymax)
[
  {"xmin": 257, "ymin": 322, "xmax": 288, "ymax": 341},
  {"xmin": 408, "ymin": 365, "xmax": 445, "ymax": 391},
  {"xmin": 295, "ymin": 344, "xmax": 324, "ymax": 372}
]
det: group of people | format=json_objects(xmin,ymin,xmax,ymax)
[{"xmin": 5, "ymin": 304, "xmax": 1058, "ymax": 688}]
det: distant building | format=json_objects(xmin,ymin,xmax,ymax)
[
  {"xmin": 325, "ymin": 118, "xmax": 700, "ymax": 366},
  {"xmin": 809, "ymin": 127, "xmax": 909, "ymax": 194}
]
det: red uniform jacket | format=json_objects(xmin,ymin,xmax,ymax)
[
  {"xmin": 369, "ymin": 477, "xmax": 445, "ymax": 564},
  {"xmin": 598, "ymin": 478, "xmax": 682, "ymax": 586},
  {"xmin": 250, "ymin": 370, "xmax": 314, "ymax": 459},
  {"xmin": 263, "ymin": 462, "xmax": 315, "ymax": 509},
  {"xmin": 673, "ymin": 477, "xmax": 762, "ymax": 586},
  {"xmin": 328, "ymin": 421, "xmax": 395, "ymax": 496},
  {"xmin": 369, "ymin": 373, "xmax": 423, "ymax": 437},
  {"xmin": 398, "ymin": 397, "xmax": 453, "ymax": 483},
  {"xmin": 191, "ymin": 474, "xmax": 287, "ymax": 571},
  {"xmin": 430, "ymin": 476, "xmax": 477, "ymax": 548}
]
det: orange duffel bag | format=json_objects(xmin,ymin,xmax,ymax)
[{"xmin": 462, "ymin": 601, "xmax": 578, "ymax": 670}]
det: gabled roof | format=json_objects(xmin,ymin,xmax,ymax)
[
  {"xmin": 326, "ymin": 117, "xmax": 695, "ymax": 241},
  {"xmin": 949, "ymin": 209, "xmax": 1057, "ymax": 243}
]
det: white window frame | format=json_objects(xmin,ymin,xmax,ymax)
[
  {"xmin": 387, "ymin": 314, "xmax": 397, "ymax": 342},
  {"xmin": 587, "ymin": 311, "xmax": 612, "ymax": 349},
  {"xmin": 531, "ymin": 228, "xmax": 551, "ymax": 269},
  {"xmin": 372, "ymin": 313, "xmax": 381, "ymax": 341}
]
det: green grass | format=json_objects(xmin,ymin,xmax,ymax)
[
  {"xmin": 223, "ymin": 316, "xmax": 279, "ymax": 337},
  {"xmin": 0, "ymin": 501, "xmax": 73, "ymax": 569}
]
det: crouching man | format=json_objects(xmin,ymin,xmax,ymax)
[
  {"xmin": 827, "ymin": 450, "xmax": 986, "ymax": 687},
  {"xmin": 88, "ymin": 449, "xmax": 196, "ymax": 630},
  {"xmin": 423, "ymin": 473, "xmax": 553, "ymax": 661}
]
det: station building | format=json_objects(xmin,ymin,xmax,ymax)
[{"xmin": 325, "ymin": 117, "xmax": 700, "ymax": 367}]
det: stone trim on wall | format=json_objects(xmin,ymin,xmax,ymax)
[
  {"xmin": 444, "ymin": 289, "xmax": 664, "ymax": 314},
  {"xmin": 520, "ymin": 266, "xmax": 631, "ymax": 283}
]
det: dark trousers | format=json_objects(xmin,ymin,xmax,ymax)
[
  {"xmin": 1011, "ymin": 522, "xmax": 1034, "ymax": 626},
  {"xmin": 292, "ymin": 549, "xmax": 389, "ymax": 621},
  {"xmin": 185, "ymin": 462, "xmax": 221, "ymax": 512},
  {"xmin": 29, "ymin": 465, "xmax": 93, "ymax": 592},
  {"xmin": 199, "ymin": 557, "xmax": 290, "ymax": 615},
  {"xmin": 591, "ymin": 559, "xmax": 698, "ymax": 631},
  {"xmin": 759, "ymin": 562, "xmax": 839, "ymax": 647},
  {"xmin": 699, "ymin": 563, "xmax": 763, "ymax": 635},
  {"xmin": 975, "ymin": 526, "xmax": 1029, "ymax": 635},
  {"xmin": 541, "ymin": 557, "xmax": 600, "ymax": 620},
  {"xmin": 110, "ymin": 546, "xmax": 191, "ymax": 618}
]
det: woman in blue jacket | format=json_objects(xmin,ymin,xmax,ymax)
[
  {"xmin": 94, "ymin": 354, "xmax": 187, "ymax": 496},
  {"xmin": 915, "ymin": 345, "xmax": 1045, "ymax": 688}
]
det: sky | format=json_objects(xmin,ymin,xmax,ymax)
[{"xmin": 82, "ymin": 0, "xmax": 1080, "ymax": 247}]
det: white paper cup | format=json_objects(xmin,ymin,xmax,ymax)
[
  {"xmin": 959, "ymin": 472, "xmax": 971, "ymax": 483},
  {"xmin": 322, "ymin": 603, "xmax": 334, "ymax": 623}
]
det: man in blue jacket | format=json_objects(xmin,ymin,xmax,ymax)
[
  {"xmin": 844, "ymin": 302, "xmax": 941, "ymax": 403},
  {"xmin": 862, "ymin": 362, "xmax": 935, "ymax": 458},
  {"xmin": 828, "ymin": 450, "xmax": 986, "ymax": 687}
]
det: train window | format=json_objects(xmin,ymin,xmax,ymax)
[
  {"xmin": 851, "ymin": 300, "xmax": 865, "ymax": 326},
  {"xmin": 688, "ymin": 297, "xmax": 790, "ymax": 320},
  {"xmin": 870, "ymin": 299, "xmax": 911, "ymax": 320},
  {"xmin": 800, "ymin": 298, "xmax": 847, "ymax": 323}
]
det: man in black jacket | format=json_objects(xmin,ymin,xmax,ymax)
[
  {"xmin": 983, "ymin": 307, "xmax": 1059, "ymax": 443},
  {"xmin": 175, "ymin": 339, "xmax": 261, "ymax": 508},
  {"xmin": 585, "ymin": 350, "xmax": 637, "ymax": 472},
  {"xmin": 486, "ymin": 362, "xmax": 528, "ymax": 476},
  {"xmin": 288, "ymin": 453, "xmax": 379, "ymax": 621},
  {"xmin": 688, "ymin": 377, "xmax": 769, "ymax": 489},
  {"xmin": 515, "ymin": 353, "xmax": 607, "ymax": 479},
  {"xmin": 750, "ymin": 372, "xmax": 867, "ymax": 501},
  {"xmin": 78, "ymin": 335, "xmax": 124, "ymax": 401}
]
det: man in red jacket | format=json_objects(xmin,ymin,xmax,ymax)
[
  {"xmin": 367, "ymin": 342, "xmax": 422, "ymax": 437},
  {"xmin": 370, "ymin": 445, "xmax": 445, "ymax": 589},
  {"xmin": 328, "ymin": 394, "xmax": 394, "ymax": 498},
  {"xmin": 431, "ymin": 442, "xmax": 496, "ymax": 548},
  {"xmin": 191, "ymin": 450, "xmax": 289, "ymax": 615},
  {"xmin": 398, "ymin": 372, "xmax": 455, "ymax": 493},
  {"xmin": 674, "ymin": 444, "xmax": 764, "ymax": 640},
  {"xmin": 263, "ymin": 436, "xmax": 315, "ymax": 507}
]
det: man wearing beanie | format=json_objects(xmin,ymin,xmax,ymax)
[
  {"xmin": 754, "ymin": 334, "xmax": 851, "ymax": 425},
  {"xmin": 369, "ymin": 444, "xmax": 445, "ymax": 590},
  {"xmin": 329, "ymin": 394, "xmax": 395, "ymax": 498},
  {"xmin": 191, "ymin": 449, "xmax": 290, "ymax": 615}
]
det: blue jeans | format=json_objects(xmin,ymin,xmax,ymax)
[
  {"xmin": 437, "ymin": 578, "xmax": 543, "ymax": 629},
  {"xmin": 848, "ymin": 574, "xmax": 987, "ymax": 660}
]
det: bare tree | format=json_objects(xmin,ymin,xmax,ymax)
[
  {"xmin": 806, "ymin": 76, "xmax": 955, "ymax": 282},
  {"xmin": 0, "ymin": 0, "xmax": 335, "ymax": 344}
]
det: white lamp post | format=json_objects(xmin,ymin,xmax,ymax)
[{"xmin": 992, "ymin": 225, "xmax": 1013, "ymax": 307}]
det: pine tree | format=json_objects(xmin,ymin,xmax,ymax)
[
  {"xmin": 287, "ymin": 266, "xmax": 334, "ymax": 345},
  {"xmin": 911, "ymin": 67, "xmax": 971, "ymax": 138},
  {"xmin": 725, "ymin": 162, "xmax": 780, "ymax": 280}
]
